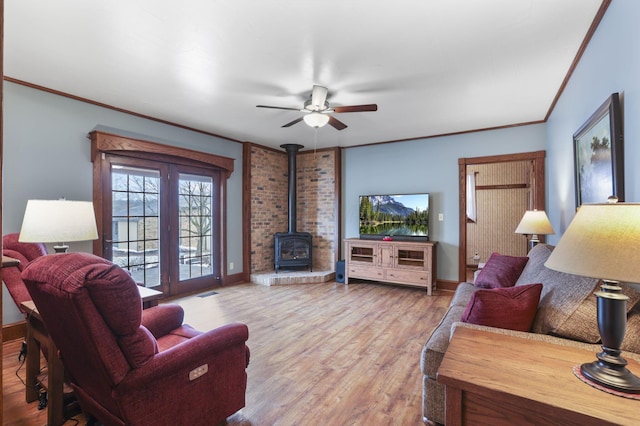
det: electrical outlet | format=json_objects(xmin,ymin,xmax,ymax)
[
  {"xmin": 229, "ymin": 261, "xmax": 234, "ymax": 271},
  {"xmin": 189, "ymin": 364, "xmax": 209, "ymax": 381},
  {"xmin": 438, "ymin": 213, "xmax": 444, "ymax": 221}
]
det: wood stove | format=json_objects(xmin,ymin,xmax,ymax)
[
  {"xmin": 274, "ymin": 144, "xmax": 312, "ymax": 273},
  {"xmin": 274, "ymin": 231, "xmax": 312, "ymax": 272}
]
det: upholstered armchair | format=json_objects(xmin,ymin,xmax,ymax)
[
  {"xmin": 22, "ymin": 252, "xmax": 250, "ymax": 426},
  {"xmin": 2, "ymin": 232, "xmax": 48, "ymax": 312}
]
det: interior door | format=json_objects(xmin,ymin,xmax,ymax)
[{"xmin": 458, "ymin": 151, "xmax": 546, "ymax": 283}]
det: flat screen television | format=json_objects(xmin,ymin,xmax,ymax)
[{"xmin": 359, "ymin": 193, "xmax": 430, "ymax": 241}]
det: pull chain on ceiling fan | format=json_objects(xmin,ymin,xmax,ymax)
[{"xmin": 256, "ymin": 85, "xmax": 377, "ymax": 130}]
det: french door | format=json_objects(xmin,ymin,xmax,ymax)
[{"xmin": 102, "ymin": 155, "xmax": 221, "ymax": 296}]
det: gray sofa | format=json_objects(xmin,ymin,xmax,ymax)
[{"xmin": 420, "ymin": 243, "xmax": 640, "ymax": 425}]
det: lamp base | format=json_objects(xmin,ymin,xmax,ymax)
[
  {"xmin": 580, "ymin": 357, "xmax": 640, "ymax": 394},
  {"xmin": 53, "ymin": 244, "xmax": 69, "ymax": 253},
  {"xmin": 581, "ymin": 281, "xmax": 640, "ymax": 394}
]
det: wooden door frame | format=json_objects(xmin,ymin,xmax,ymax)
[
  {"xmin": 90, "ymin": 130, "xmax": 234, "ymax": 295},
  {"xmin": 458, "ymin": 151, "xmax": 546, "ymax": 283}
]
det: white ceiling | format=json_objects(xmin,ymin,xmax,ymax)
[{"xmin": 4, "ymin": 0, "xmax": 605, "ymax": 151}]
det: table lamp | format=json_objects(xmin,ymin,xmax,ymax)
[
  {"xmin": 515, "ymin": 209, "xmax": 555, "ymax": 251},
  {"xmin": 19, "ymin": 199, "xmax": 98, "ymax": 253},
  {"xmin": 544, "ymin": 203, "xmax": 640, "ymax": 394}
]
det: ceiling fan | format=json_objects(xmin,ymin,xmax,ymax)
[{"xmin": 256, "ymin": 85, "xmax": 377, "ymax": 130}]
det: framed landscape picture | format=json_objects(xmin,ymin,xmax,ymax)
[{"xmin": 573, "ymin": 93, "xmax": 624, "ymax": 207}]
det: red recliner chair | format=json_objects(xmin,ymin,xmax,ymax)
[
  {"xmin": 2, "ymin": 232, "xmax": 48, "ymax": 312},
  {"xmin": 22, "ymin": 252, "xmax": 250, "ymax": 426}
]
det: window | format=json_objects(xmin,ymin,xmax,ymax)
[
  {"xmin": 178, "ymin": 173, "xmax": 214, "ymax": 280},
  {"xmin": 111, "ymin": 165, "xmax": 161, "ymax": 287}
]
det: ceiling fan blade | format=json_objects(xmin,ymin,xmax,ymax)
[
  {"xmin": 328, "ymin": 116, "xmax": 347, "ymax": 131},
  {"xmin": 282, "ymin": 117, "xmax": 304, "ymax": 128},
  {"xmin": 332, "ymin": 104, "xmax": 378, "ymax": 113},
  {"xmin": 311, "ymin": 85, "xmax": 329, "ymax": 110},
  {"xmin": 256, "ymin": 105, "xmax": 302, "ymax": 111}
]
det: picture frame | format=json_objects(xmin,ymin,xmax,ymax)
[{"xmin": 573, "ymin": 93, "xmax": 624, "ymax": 207}]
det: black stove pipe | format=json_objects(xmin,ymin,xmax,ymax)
[{"xmin": 280, "ymin": 144, "xmax": 304, "ymax": 233}]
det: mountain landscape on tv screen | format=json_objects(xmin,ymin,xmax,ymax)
[
  {"xmin": 368, "ymin": 195, "xmax": 415, "ymax": 216},
  {"xmin": 359, "ymin": 194, "xmax": 429, "ymax": 237}
]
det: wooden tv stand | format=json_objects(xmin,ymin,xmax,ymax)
[{"xmin": 344, "ymin": 238, "xmax": 437, "ymax": 295}]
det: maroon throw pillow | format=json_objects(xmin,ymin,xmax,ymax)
[
  {"xmin": 474, "ymin": 252, "xmax": 529, "ymax": 288},
  {"xmin": 461, "ymin": 283, "xmax": 543, "ymax": 332}
]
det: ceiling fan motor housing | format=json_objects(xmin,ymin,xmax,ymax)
[{"xmin": 304, "ymin": 99, "xmax": 329, "ymax": 112}]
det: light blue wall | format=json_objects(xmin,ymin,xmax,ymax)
[
  {"xmin": 343, "ymin": 124, "xmax": 547, "ymax": 281},
  {"xmin": 2, "ymin": 81, "xmax": 243, "ymax": 323},
  {"xmin": 546, "ymin": 0, "xmax": 640, "ymax": 238}
]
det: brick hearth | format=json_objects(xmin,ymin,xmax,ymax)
[{"xmin": 251, "ymin": 270, "xmax": 336, "ymax": 286}]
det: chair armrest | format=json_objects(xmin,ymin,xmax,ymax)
[
  {"xmin": 114, "ymin": 322, "xmax": 249, "ymax": 424},
  {"xmin": 121, "ymin": 322, "xmax": 249, "ymax": 384},
  {"xmin": 141, "ymin": 303, "xmax": 184, "ymax": 338},
  {"xmin": 2, "ymin": 264, "xmax": 32, "ymax": 312},
  {"xmin": 116, "ymin": 323, "xmax": 249, "ymax": 390}
]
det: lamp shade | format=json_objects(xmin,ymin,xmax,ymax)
[
  {"xmin": 19, "ymin": 199, "xmax": 98, "ymax": 245},
  {"xmin": 303, "ymin": 112, "xmax": 330, "ymax": 128},
  {"xmin": 514, "ymin": 210, "xmax": 555, "ymax": 235},
  {"xmin": 544, "ymin": 203, "xmax": 640, "ymax": 283}
]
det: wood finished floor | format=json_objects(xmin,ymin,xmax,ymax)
[{"xmin": 3, "ymin": 281, "xmax": 452, "ymax": 425}]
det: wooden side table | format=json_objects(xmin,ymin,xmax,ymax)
[
  {"xmin": 2, "ymin": 255, "xmax": 20, "ymax": 267},
  {"xmin": 437, "ymin": 327, "xmax": 640, "ymax": 426},
  {"xmin": 20, "ymin": 285, "xmax": 163, "ymax": 425},
  {"xmin": 138, "ymin": 285, "xmax": 163, "ymax": 308},
  {"xmin": 20, "ymin": 300, "xmax": 67, "ymax": 426}
]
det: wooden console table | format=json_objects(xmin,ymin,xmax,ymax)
[
  {"xmin": 20, "ymin": 285, "xmax": 163, "ymax": 425},
  {"xmin": 437, "ymin": 327, "xmax": 640, "ymax": 425}
]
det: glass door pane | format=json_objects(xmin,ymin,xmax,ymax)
[
  {"xmin": 178, "ymin": 173, "xmax": 214, "ymax": 281},
  {"xmin": 111, "ymin": 165, "xmax": 161, "ymax": 288}
]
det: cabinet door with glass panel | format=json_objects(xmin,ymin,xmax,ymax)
[{"xmin": 393, "ymin": 245, "xmax": 428, "ymax": 270}]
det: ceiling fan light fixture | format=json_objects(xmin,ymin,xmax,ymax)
[{"xmin": 303, "ymin": 112, "xmax": 330, "ymax": 128}]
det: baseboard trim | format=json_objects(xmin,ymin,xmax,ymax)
[
  {"xmin": 436, "ymin": 279, "xmax": 459, "ymax": 292},
  {"xmin": 3, "ymin": 321, "xmax": 26, "ymax": 342},
  {"xmin": 223, "ymin": 272, "xmax": 249, "ymax": 286}
]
